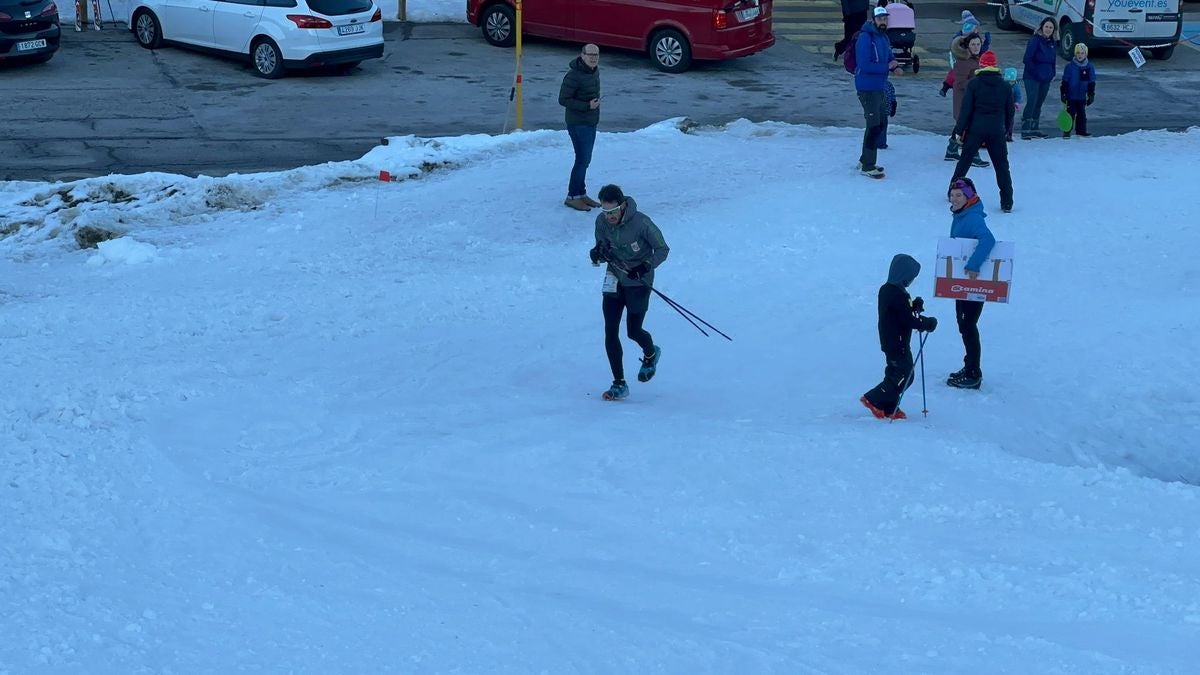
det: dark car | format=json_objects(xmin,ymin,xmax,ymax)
[{"xmin": 0, "ymin": 0, "xmax": 60, "ymax": 65}]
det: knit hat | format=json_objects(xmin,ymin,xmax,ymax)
[
  {"xmin": 979, "ymin": 51, "xmax": 998, "ymax": 68},
  {"xmin": 949, "ymin": 177, "xmax": 977, "ymax": 200},
  {"xmin": 962, "ymin": 21, "xmax": 977, "ymax": 34},
  {"xmin": 958, "ymin": 10, "xmax": 978, "ymax": 24},
  {"xmin": 1074, "ymin": 43, "xmax": 1089, "ymax": 57},
  {"xmin": 1003, "ymin": 67, "xmax": 1018, "ymax": 82}
]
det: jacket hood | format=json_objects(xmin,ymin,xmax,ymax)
[
  {"xmin": 569, "ymin": 56, "xmax": 596, "ymax": 74},
  {"xmin": 951, "ymin": 35, "xmax": 980, "ymax": 60},
  {"xmin": 887, "ymin": 254, "xmax": 921, "ymax": 288}
]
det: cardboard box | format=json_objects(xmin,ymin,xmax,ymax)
[{"xmin": 933, "ymin": 237, "xmax": 1015, "ymax": 303}]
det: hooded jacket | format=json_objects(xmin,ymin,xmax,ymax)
[
  {"xmin": 953, "ymin": 68, "xmax": 1015, "ymax": 139},
  {"xmin": 854, "ymin": 20, "xmax": 893, "ymax": 93},
  {"xmin": 949, "ymin": 196, "xmax": 997, "ymax": 273},
  {"xmin": 877, "ymin": 254, "xmax": 924, "ymax": 355},
  {"xmin": 593, "ymin": 197, "xmax": 669, "ymax": 289},
  {"xmin": 559, "ymin": 57, "xmax": 600, "ymax": 127}
]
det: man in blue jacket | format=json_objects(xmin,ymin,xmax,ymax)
[{"xmin": 855, "ymin": 7, "xmax": 903, "ymax": 178}]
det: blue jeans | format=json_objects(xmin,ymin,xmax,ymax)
[{"xmin": 567, "ymin": 124, "xmax": 596, "ymax": 197}]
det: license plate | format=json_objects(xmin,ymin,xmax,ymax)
[
  {"xmin": 16, "ymin": 39, "xmax": 47, "ymax": 51},
  {"xmin": 736, "ymin": 7, "xmax": 760, "ymax": 21},
  {"xmin": 336, "ymin": 24, "xmax": 365, "ymax": 35},
  {"xmin": 1103, "ymin": 22, "xmax": 1134, "ymax": 32}
]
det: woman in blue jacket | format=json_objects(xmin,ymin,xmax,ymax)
[
  {"xmin": 947, "ymin": 177, "xmax": 995, "ymax": 389},
  {"xmin": 1020, "ymin": 18, "xmax": 1057, "ymax": 140}
]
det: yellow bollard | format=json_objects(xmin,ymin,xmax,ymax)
[
  {"xmin": 398, "ymin": 0, "xmax": 406, "ymax": 21},
  {"xmin": 514, "ymin": 0, "xmax": 523, "ymax": 129}
]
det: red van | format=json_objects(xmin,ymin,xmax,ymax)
[{"xmin": 466, "ymin": 0, "xmax": 774, "ymax": 73}]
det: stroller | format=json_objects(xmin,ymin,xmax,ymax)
[{"xmin": 884, "ymin": 0, "xmax": 920, "ymax": 74}]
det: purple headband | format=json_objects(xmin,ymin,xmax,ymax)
[{"xmin": 951, "ymin": 179, "xmax": 976, "ymax": 199}]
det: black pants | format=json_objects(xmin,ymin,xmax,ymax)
[
  {"xmin": 955, "ymin": 300, "xmax": 984, "ymax": 372},
  {"xmin": 857, "ymin": 90, "xmax": 887, "ymax": 171},
  {"xmin": 953, "ymin": 129, "xmax": 1013, "ymax": 208},
  {"xmin": 835, "ymin": 10, "xmax": 868, "ymax": 55},
  {"xmin": 1067, "ymin": 100, "xmax": 1088, "ymax": 135},
  {"xmin": 603, "ymin": 284, "xmax": 654, "ymax": 382},
  {"xmin": 864, "ymin": 350, "xmax": 915, "ymax": 415}
]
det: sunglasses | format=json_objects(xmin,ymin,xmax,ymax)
[{"xmin": 600, "ymin": 204, "xmax": 623, "ymax": 215}]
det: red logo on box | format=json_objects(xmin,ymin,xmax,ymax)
[{"xmin": 934, "ymin": 277, "xmax": 1009, "ymax": 303}]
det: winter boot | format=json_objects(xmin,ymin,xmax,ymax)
[
  {"xmin": 581, "ymin": 195, "xmax": 601, "ymax": 208},
  {"xmin": 944, "ymin": 138, "xmax": 960, "ymax": 161},
  {"xmin": 1029, "ymin": 121, "xmax": 1048, "ymax": 139},
  {"xmin": 564, "ymin": 196, "xmax": 592, "ymax": 211},
  {"xmin": 602, "ymin": 380, "xmax": 630, "ymax": 400},
  {"xmin": 947, "ymin": 369, "xmax": 983, "ymax": 389},
  {"xmin": 947, "ymin": 366, "xmax": 969, "ymax": 381},
  {"xmin": 860, "ymin": 396, "xmax": 888, "ymax": 419},
  {"xmin": 970, "ymin": 153, "xmax": 990, "ymax": 169},
  {"xmin": 889, "ymin": 408, "xmax": 908, "ymax": 420},
  {"xmin": 637, "ymin": 345, "xmax": 661, "ymax": 383}
]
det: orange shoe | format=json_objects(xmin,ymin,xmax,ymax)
[
  {"xmin": 860, "ymin": 396, "xmax": 888, "ymax": 419},
  {"xmin": 889, "ymin": 408, "xmax": 908, "ymax": 420}
]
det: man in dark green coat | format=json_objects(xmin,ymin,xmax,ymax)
[
  {"xmin": 559, "ymin": 44, "xmax": 601, "ymax": 212},
  {"xmin": 588, "ymin": 184, "xmax": 669, "ymax": 400}
]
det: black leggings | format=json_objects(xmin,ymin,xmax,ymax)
[
  {"xmin": 603, "ymin": 284, "xmax": 654, "ymax": 381},
  {"xmin": 956, "ymin": 299, "xmax": 985, "ymax": 371}
]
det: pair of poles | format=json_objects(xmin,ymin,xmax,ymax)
[{"xmin": 600, "ymin": 254, "xmax": 731, "ymax": 342}]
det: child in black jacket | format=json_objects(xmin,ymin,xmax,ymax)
[{"xmin": 861, "ymin": 254, "xmax": 938, "ymax": 420}]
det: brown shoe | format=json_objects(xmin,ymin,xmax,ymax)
[
  {"xmin": 563, "ymin": 197, "xmax": 592, "ymax": 211},
  {"xmin": 580, "ymin": 195, "xmax": 601, "ymax": 208}
]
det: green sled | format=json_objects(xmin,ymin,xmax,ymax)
[{"xmin": 1057, "ymin": 107, "xmax": 1075, "ymax": 133}]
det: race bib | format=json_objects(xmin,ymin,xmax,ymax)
[{"xmin": 602, "ymin": 271, "xmax": 618, "ymax": 294}]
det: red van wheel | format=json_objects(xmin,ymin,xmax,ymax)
[
  {"xmin": 481, "ymin": 3, "xmax": 516, "ymax": 47},
  {"xmin": 649, "ymin": 29, "xmax": 692, "ymax": 73}
]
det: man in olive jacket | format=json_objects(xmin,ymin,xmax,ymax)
[
  {"xmin": 952, "ymin": 51, "xmax": 1015, "ymax": 212},
  {"xmin": 588, "ymin": 184, "xmax": 669, "ymax": 401},
  {"xmin": 559, "ymin": 44, "xmax": 602, "ymax": 212}
]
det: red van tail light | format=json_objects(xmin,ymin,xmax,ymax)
[
  {"xmin": 287, "ymin": 14, "xmax": 333, "ymax": 29},
  {"xmin": 370, "ymin": 7, "xmax": 381, "ymax": 21},
  {"xmin": 713, "ymin": 9, "xmax": 728, "ymax": 29}
]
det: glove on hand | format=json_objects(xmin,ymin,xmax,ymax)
[
  {"xmin": 889, "ymin": 100, "xmax": 898, "ymax": 118},
  {"xmin": 1061, "ymin": 94, "xmax": 1068, "ymax": 104},
  {"xmin": 589, "ymin": 245, "xmax": 604, "ymax": 265},
  {"xmin": 626, "ymin": 262, "xmax": 651, "ymax": 280},
  {"xmin": 1086, "ymin": 92, "xmax": 1094, "ymax": 106},
  {"xmin": 911, "ymin": 296, "xmax": 925, "ymax": 314},
  {"xmin": 918, "ymin": 316, "xmax": 938, "ymax": 333}
]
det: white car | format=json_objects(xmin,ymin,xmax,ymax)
[{"xmin": 128, "ymin": 0, "xmax": 384, "ymax": 78}]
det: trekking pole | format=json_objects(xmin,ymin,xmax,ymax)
[
  {"xmin": 601, "ymin": 255, "xmax": 731, "ymax": 340},
  {"xmin": 919, "ymin": 334, "xmax": 928, "ymax": 417},
  {"xmin": 893, "ymin": 330, "xmax": 929, "ymax": 422}
]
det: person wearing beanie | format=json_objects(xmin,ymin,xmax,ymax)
[
  {"xmin": 1002, "ymin": 67, "xmax": 1024, "ymax": 142},
  {"xmin": 943, "ymin": 177, "xmax": 996, "ymax": 389},
  {"xmin": 1060, "ymin": 42, "xmax": 1097, "ymax": 138},
  {"xmin": 951, "ymin": 51, "xmax": 1015, "ymax": 213},
  {"xmin": 1020, "ymin": 18, "xmax": 1057, "ymax": 139}
]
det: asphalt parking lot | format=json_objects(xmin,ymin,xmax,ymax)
[{"xmin": 2, "ymin": 3, "xmax": 1198, "ymax": 180}]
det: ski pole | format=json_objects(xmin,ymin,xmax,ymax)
[
  {"xmin": 893, "ymin": 331, "xmax": 928, "ymax": 421},
  {"xmin": 919, "ymin": 335, "xmax": 928, "ymax": 417}
]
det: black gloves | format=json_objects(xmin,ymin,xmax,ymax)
[
  {"xmin": 1086, "ymin": 92, "xmax": 1094, "ymax": 106},
  {"xmin": 889, "ymin": 100, "xmax": 898, "ymax": 118},
  {"xmin": 911, "ymin": 296, "xmax": 925, "ymax": 314},
  {"xmin": 918, "ymin": 316, "xmax": 938, "ymax": 333},
  {"xmin": 626, "ymin": 262, "xmax": 651, "ymax": 280},
  {"xmin": 589, "ymin": 245, "xmax": 604, "ymax": 265}
]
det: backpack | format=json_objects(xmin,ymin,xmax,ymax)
[{"xmin": 843, "ymin": 30, "xmax": 861, "ymax": 75}]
